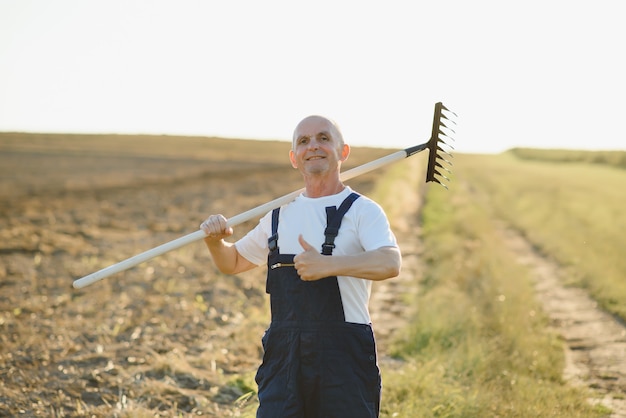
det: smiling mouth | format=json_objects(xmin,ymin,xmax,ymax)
[{"xmin": 306, "ymin": 156, "xmax": 325, "ymax": 161}]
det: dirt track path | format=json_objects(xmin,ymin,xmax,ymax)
[
  {"xmin": 499, "ymin": 224, "xmax": 626, "ymax": 417},
  {"xmin": 369, "ymin": 164, "xmax": 424, "ymax": 358}
]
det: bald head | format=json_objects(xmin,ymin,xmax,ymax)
[{"xmin": 292, "ymin": 115, "xmax": 345, "ymax": 150}]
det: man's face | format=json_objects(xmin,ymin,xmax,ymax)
[{"xmin": 290, "ymin": 116, "xmax": 349, "ymax": 176}]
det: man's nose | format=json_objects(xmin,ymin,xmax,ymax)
[{"xmin": 307, "ymin": 138, "xmax": 320, "ymax": 149}]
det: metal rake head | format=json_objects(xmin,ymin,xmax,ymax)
[{"xmin": 425, "ymin": 102, "xmax": 456, "ymax": 188}]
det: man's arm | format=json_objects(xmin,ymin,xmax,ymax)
[
  {"xmin": 294, "ymin": 235, "xmax": 401, "ymax": 281},
  {"xmin": 201, "ymin": 214, "xmax": 257, "ymax": 275}
]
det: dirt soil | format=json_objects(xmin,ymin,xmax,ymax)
[
  {"xmin": 498, "ymin": 224, "xmax": 626, "ymax": 417},
  {"xmin": 1, "ymin": 141, "xmax": 625, "ymax": 417}
]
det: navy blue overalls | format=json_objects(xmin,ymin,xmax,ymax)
[{"xmin": 255, "ymin": 192, "xmax": 381, "ymax": 418}]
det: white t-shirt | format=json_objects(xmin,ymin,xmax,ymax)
[{"xmin": 235, "ymin": 186, "xmax": 398, "ymax": 324}]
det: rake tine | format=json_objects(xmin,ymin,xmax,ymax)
[
  {"xmin": 431, "ymin": 177, "xmax": 449, "ymax": 190},
  {"xmin": 434, "ymin": 172, "xmax": 451, "ymax": 187},
  {"xmin": 436, "ymin": 147, "xmax": 453, "ymax": 158},
  {"xmin": 438, "ymin": 120, "xmax": 456, "ymax": 136},
  {"xmin": 433, "ymin": 170, "xmax": 451, "ymax": 183},
  {"xmin": 435, "ymin": 160, "xmax": 452, "ymax": 174},
  {"xmin": 437, "ymin": 145, "xmax": 454, "ymax": 158},
  {"xmin": 440, "ymin": 120, "xmax": 456, "ymax": 134},
  {"xmin": 436, "ymin": 159, "xmax": 453, "ymax": 173},
  {"xmin": 439, "ymin": 131, "xmax": 455, "ymax": 143},
  {"xmin": 438, "ymin": 138, "xmax": 455, "ymax": 151},
  {"xmin": 441, "ymin": 104, "xmax": 458, "ymax": 118}
]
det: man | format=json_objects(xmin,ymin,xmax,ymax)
[{"xmin": 200, "ymin": 115, "xmax": 401, "ymax": 417}]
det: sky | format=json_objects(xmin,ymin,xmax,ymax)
[{"xmin": 0, "ymin": 0, "xmax": 624, "ymax": 154}]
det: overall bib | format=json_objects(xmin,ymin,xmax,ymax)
[{"xmin": 255, "ymin": 193, "xmax": 381, "ymax": 418}]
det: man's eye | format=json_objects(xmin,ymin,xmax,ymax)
[{"xmin": 298, "ymin": 137, "xmax": 309, "ymax": 145}]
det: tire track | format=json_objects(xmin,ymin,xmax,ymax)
[
  {"xmin": 369, "ymin": 223, "xmax": 421, "ymax": 355},
  {"xmin": 369, "ymin": 167, "xmax": 424, "ymax": 358},
  {"xmin": 498, "ymin": 223, "xmax": 626, "ymax": 417}
]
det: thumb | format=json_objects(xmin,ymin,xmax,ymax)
[{"xmin": 298, "ymin": 234, "xmax": 315, "ymax": 251}]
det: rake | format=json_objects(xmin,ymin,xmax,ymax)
[{"xmin": 73, "ymin": 102, "xmax": 456, "ymax": 289}]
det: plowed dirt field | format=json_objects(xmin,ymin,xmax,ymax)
[{"xmin": 0, "ymin": 134, "xmax": 391, "ymax": 416}]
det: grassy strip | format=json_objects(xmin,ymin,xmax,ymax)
[
  {"xmin": 510, "ymin": 148, "xmax": 626, "ymax": 170},
  {"xmin": 380, "ymin": 164, "xmax": 607, "ymax": 417},
  {"xmin": 455, "ymin": 153, "xmax": 626, "ymax": 321}
]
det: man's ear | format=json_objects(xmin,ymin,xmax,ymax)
[
  {"xmin": 340, "ymin": 144, "xmax": 350, "ymax": 162},
  {"xmin": 289, "ymin": 149, "xmax": 298, "ymax": 168}
]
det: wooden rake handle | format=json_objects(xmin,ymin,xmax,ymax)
[
  {"xmin": 72, "ymin": 148, "xmax": 420, "ymax": 289},
  {"xmin": 73, "ymin": 101, "xmax": 456, "ymax": 289}
]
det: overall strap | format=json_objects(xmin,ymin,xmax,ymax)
[
  {"xmin": 268, "ymin": 208, "xmax": 280, "ymax": 254},
  {"xmin": 322, "ymin": 192, "xmax": 361, "ymax": 255}
]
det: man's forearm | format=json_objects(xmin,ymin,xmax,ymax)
[
  {"xmin": 204, "ymin": 239, "xmax": 240, "ymax": 274},
  {"xmin": 296, "ymin": 246, "xmax": 401, "ymax": 282},
  {"xmin": 332, "ymin": 247, "xmax": 401, "ymax": 281}
]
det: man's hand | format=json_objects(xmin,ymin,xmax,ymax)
[
  {"xmin": 200, "ymin": 214, "xmax": 233, "ymax": 242},
  {"xmin": 294, "ymin": 235, "xmax": 401, "ymax": 282},
  {"xmin": 200, "ymin": 214, "xmax": 257, "ymax": 275},
  {"xmin": 294, "ymin": 235, "xmax": 329, "ymax": 281}
]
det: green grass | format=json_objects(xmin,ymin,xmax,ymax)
[
  {"xmin": 456, "ymin": 151, "xmax": 626, "ymax": 320},
  {"xmin": 380, "ymin": 155, "xmax": 610, "ymax": 417}
]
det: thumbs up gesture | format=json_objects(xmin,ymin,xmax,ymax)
[{"xmin": 294, "ymin": 234, "xmax": 331, "ymax": 281}]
